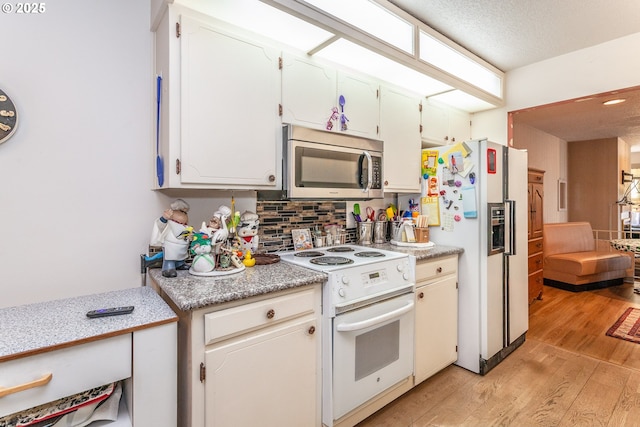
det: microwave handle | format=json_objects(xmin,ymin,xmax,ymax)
[{"xmin": 361, "ymin": 150, "xmax": 373, "ymax": 193}]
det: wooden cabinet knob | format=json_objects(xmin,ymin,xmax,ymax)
[
  {"xmin": 266, "ymin": 309, "xmax": 275, "ymax": 319},
  {"xmin": 418, "ymin": 292, "xmax": 424, "ymax": 299},
  {"xmin": 308, "ymin": 325, "xmax": 316, "ymax": 335}
]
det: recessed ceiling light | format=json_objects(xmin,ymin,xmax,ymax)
[{"xmin": 603, "ymin": 98, "xmax": 626, "ymax": 105}]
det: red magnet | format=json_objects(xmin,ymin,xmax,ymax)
[{"xmin": 454, "ymin": 214, "xmax": 461, "ymax": 222}]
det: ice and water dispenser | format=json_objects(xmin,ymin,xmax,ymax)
[{"xmin": 488, "ymin": 203, "xmax": 505, "ymax": 255}]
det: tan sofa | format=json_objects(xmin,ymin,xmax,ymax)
[{"xmin": 542, "ymin": 222, "xmax": 632, "ymax": 291}]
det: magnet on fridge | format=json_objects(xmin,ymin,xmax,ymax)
[
  {"xmin": 454, "ymin": 214, "xmax": 461, "ymax": 221},
  {"xmin": 461, "ymin": 186, "xmax": 477, "ymax": 218},
  {"xmin": 469, "ymin": 172, "xmax": 476, "ymax": 184}
]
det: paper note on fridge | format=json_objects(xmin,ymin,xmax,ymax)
[{"xmin": 462, "ymin": 186, "xmax": 477, "ymax": 218}]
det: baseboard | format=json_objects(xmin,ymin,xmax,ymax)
[{"xmin": 543, "ymin": 277, "xmax": 624, "ymax": 292}]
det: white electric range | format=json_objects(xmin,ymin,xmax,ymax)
[{"xmin": 280, "ymin": 244, "xmax": 416, "ymax": 426}]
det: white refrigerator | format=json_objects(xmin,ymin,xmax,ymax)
[{"xmin": 424, "ymin": 139, "xmax": 528, "ymax": 375}]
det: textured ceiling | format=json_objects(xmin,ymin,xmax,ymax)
[
  {"xmin": 389, "ymin": 0, "xmax": 640, "ymax": 148},
  {"xmin": 389, "ymin": 0, "xmax": 640, "ymax": 72}
]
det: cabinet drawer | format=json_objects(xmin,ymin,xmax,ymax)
[
  {"xmin": 528, "ymin": 172, "xmax": 544, "ymax": 183},
  {"xmin": 528, "ymin": 269, "xmax": 544, "ymax": 289},
  {"xmin": 204, "ymin": 288, "xmax": 316, "ymax": 345},
  {"xmin": 528, "ymin": 252, "xmax": 543, "ymax": 273},
  {"xmin": 0, "ymin": 334, "xmax": 131, "ymax": 417},
  {"xmin": 416, "ymin": 255, "xmax": 457, "ymax": 283},
  {"xmin": 528, "ymin": 238, "xmax": 543, "ymax": 255}
]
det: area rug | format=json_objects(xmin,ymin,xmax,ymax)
[{"xmin": 606, "ymin": 308, "xmax": 640, "ymax": 343}]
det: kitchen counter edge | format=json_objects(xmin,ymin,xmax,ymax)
[
  {"xmin": 148, "ymin": 262, "xmax": 327, "ymax": 312},
  {"xmin": 0, "ymin": 286, "xmax": 177, "ymax": 361}
]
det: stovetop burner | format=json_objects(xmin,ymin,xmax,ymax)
[
  {"xmin": 326, "ymin": 246, "xmax": 355, "ymax": 253},
  {"xmin": 294, "ymin": 251, "xmax": 325, "ymax": 258},
  {"xmin": 354, "ymin": 251, "xmax": 385, "ymax": 258},
  {"xmin": 310, "ymin": 256, "xmax": 355, "ymax": 266}
]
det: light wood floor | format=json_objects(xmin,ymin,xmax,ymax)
[{"xmin": 357, "ymin": 282, "xmax": 640, "ymax": 427}]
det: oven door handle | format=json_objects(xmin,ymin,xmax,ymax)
[{"xmin": 336, "ymin": 300, "xmax": 414, "ymax": 332}]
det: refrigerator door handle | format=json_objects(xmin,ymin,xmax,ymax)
[{"xmin": 505, "ymin": 199, "xmax": 516, "ymax": 256}]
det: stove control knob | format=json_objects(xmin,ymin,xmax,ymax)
[
  {"xmin": 403, "ymin": 272, "xmax": 409, "ymax": 281},
  {"xmin": 341, "ymin": 276, "xmax": 350, "ymax": 285},
  {"xmin": 396, "ymin": 264, "xmax": 405, "ymax": 272},
  {"xmin": 338, "ymin": 288, "xmax": 346, "ymax": 297}
]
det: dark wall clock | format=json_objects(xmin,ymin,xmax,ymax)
[{"xmin": 0, "ymin": 89, "xmax": 18, "ymax": 145}]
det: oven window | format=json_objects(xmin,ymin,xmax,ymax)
[
  {"xmin": 354, "ymin": 320, "xmax": 400, "ymax": 381},
  {"xmin": 295, "ymin": 147, "xmax": 360, "ymax": 188}
]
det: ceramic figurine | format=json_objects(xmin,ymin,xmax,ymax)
[
  {"xmin": 150, "ymin": 199, "xmax": 192, "ymax": 278},
  {"xmin": 201, "ymin": 205, "xmax": 231, "ymax": 254},
  {"xmin": 219, "ymin": 252, "xmax": 231, "ymax": 269},
  {"xmin": 236, "ymin": 211, "xmax": 259, "ymax": 254},
  {"xmin": 190, "ymin": 233, "xmax": 215, "ymax": 273}
]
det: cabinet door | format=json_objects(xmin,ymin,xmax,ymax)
[
  {"xmin": 448, "ymin": 107, "xmax": 470, "ymax": 143},
  {"xmin": 379, "ymin": 86, "xmax": 421, "ymax": 193},
  {"xmin": 336, "ymin": 71, "xmax": 379, "ymax": 138},
  {"xmin": 281, "ymin": 54, "xmax": 337, "ymax": 130},
  {"xmin": 414, "ymin": 275, "xmax": 458, "ymax": 385},
  {"xmin": 421, "ymin": 100, "xmax": 449, "ymax": 145},
  {"xmin": 531, "ymin": 182, "xmax": 544, "ymax": 238},
  {"xmin": 205, "ymin": 317, "xmax": 319, "ymax": 427},
  {"xmin": 180, "ymin": 15, "xmax": 280, "ymax": 187},
  {"xmin": 421, "ymin": 100, "xmax": 470, "ymax": 145}
]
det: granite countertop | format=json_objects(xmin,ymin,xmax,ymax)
[
  {"xmin": 370, "ymin": 242, "xmax": 464, "ymax": 260},
  {"xmin": 149, "ymin": 262, "xmax": 327, "ymax": 312},
  {"xmin": 149, "ymin": 244, "xmax": 462, "ymax": 312},
  {"xmin": 0, "ymin": 286, "xmax": 177, "ymax": 362}
]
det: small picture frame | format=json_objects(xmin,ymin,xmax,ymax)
[{"xmin": 292, "ymin": 228, "xmax": 313, "ymax": 251}]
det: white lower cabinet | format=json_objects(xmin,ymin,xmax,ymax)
[
  {"xmin": 181, "ymin": 285, "xmax": 321, "ymax": 427},
  {"xmin": 414, "ymin": 255, "xmax": 459, "ymax": 385},
  {"xmin": 205, "ymin": 317, "xmax": 318, "ymax": 426},
  {"xmin": 0, "ymin": 323, "xmax": 177, "ymax": 427}
]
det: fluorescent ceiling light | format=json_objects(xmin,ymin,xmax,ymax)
[
  {"xmin": 314, "ymin": 38, "xmax": 452, "ymax": 96},
  {"xmin": 419, "ymin": 31, "xmax": 502, "ymax": 98},
  {"xmin": 179, "ymin": 0, "xmax": 335, "ymax": 52},
  {"xmin": 603, "ymin": 98, "xmax": 626, "ymax": 105},
  {"xmin": 428, "ymin": 90, "xmax": 496, "ymax": 113},
  {"xmin": 302, "ymin": 0, "xmax": 413, "ymax": 54}
]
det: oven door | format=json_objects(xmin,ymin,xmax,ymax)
[{"xmin": 332, "ymin": 292, "xmax": 414, "ymax": 419}]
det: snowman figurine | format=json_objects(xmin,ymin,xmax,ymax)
[
  {"xmin": 189, "ymin": 233, "xmax": 216, "ymax": 274},
  {"xmin": 236, "ymin": 211, "xmax": 259, "ymax": 254}
]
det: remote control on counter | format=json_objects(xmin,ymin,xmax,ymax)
[{"xmin": 86, "ymin": 306, "xmax": 134, "ymax": 318}]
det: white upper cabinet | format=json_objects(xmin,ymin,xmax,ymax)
[
  {"xmin": 282, "ymin": 54, "xmax": 379, "ymax": 139},
  {"xmin": 281, "ymin": 54, "xmax": 337, "ymax": 132},
  {"xmin": 154, "ymin": 7, "xmax": 281, "ymax": 189},
  {"xmin": 379, "ymin": 86, "xmax": 422, "ymax": 193},
  {"xmin": 336, "ymin": 72, "xmax": 379, "ymax": 138},
  {"xmin": 421, "ymin": 99, "xmax": 470, "ymax": 147}
]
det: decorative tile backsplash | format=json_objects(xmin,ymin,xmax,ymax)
[{"xmin": 256, "ymin": 200, "xmax": 355, "ymax": 252}]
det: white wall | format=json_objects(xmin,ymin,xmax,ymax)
[
  {"xmin": 472, "ymin": 32, "xmax": 640, "ymax": 144},
  {"xmin": 0, "ymin": 1, "xmax": 258, "ymax": 308},
  {"xmin": 0, "ymin": 1, "xmax": 162, "ymax": 307}
]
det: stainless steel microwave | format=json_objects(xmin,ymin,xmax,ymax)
[{"xmin": 283, "ymin": 125, "xmax": 384, "ymax": 200}]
